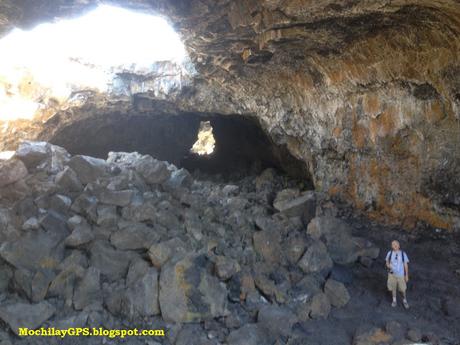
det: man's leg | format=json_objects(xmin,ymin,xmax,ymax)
[
  {"xmin": 387, "ymin": 274, "xmax": 397, "ymax": 307},
  {"xmin": 397, "ymin": 277, "xmax": 409, "ymax": 309}
]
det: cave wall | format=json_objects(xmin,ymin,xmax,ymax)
[{"xmin": 0, "ymin": 0, "xmax": 459, "ymax": 230}]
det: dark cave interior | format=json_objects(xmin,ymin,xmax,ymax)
[{"xmin": 49, "ymin": 112, "xmax": 312, "ymax": 183}]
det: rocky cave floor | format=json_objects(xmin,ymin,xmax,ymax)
[{"xmin": 0, "ymin": 141, "xmax": 459, "ymax": 345}]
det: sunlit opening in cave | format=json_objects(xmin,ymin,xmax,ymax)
[
  {"xmin": 0, "ymin": 5, "xmax": 189, "ymax": 121},
  {"xmin": 191, "ymin": 121, "xmax": 216, "ymax": 155}
]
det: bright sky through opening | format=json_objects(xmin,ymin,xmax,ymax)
[{"xmin": 0, "ymin": 5, "xmax": 187, "ymax": 121}]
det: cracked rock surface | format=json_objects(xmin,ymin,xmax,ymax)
[{"xmin": 0, "ymin": 141, "xmax": 459, "ymax": 344}]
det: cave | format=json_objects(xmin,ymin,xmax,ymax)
[
  {"xmin": 0, "ymin": 2, "xmax": 460, "ymax": 344},
  {"xmin": 48, "ymin": 112, "xmax": 312, "ymax": 181}
]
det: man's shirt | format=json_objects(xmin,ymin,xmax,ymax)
[{"xmin": 386, "ymin": 250, "xmax": 409, "ymax": 277}]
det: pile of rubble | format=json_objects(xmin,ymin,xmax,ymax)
[{"xmin": 0, "ymin": 141, "xmax": 380, "ymax": 345}]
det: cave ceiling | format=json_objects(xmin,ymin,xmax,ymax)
[{"xmin": 0, "ymin": 0, "xmax": 459, "ymax": 230}]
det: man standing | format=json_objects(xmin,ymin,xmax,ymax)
[{"xmin": 385, "ymin": 240, "xmax": 410, "ymax": 309}]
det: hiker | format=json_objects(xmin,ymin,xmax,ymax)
[{"xmin": 385, "ymin": 240, "xmax": 410, "ymax": 309}]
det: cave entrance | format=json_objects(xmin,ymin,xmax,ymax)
[
  {"xmin": 0, "ymin": 5, "xmax": 189, "ymax": 122},
  {"xmin": 49, "ymin": 113, "xmax": 312, "ymax": 183}
]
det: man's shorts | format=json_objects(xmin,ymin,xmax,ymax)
[{"xmin": 387, "ymin": 273, "xmax": 407, "ymax": 293}]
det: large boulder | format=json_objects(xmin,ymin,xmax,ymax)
[
  {"xmin": 73, "ymin": 267, "xmax": 102, "ymax": 310},
  {"xmin": 324, "ymin": 279, "xmax": 350, "ymax": 308},
  {"xmin": 353, "ymin": 327, "xmax": 392, "ymax": 345},
  {"xmin": 89, "ymin": 241, "xmax": 134, "ymax": 281},
  {"xmin": 0, "ymin": 230, "xmax": 64, "ymax": 271},
  {"xmin": 148, "ymin": 238, "xmax": 189, "ymax": 268},
  {"xmin": 133, "ymin": 155, "xmax": 170, "ymax": 185},
  {"xmin": 253, "ymin": 229, "xmax": 282, "ymax": 264},
  {"xmin": 68, "ymin": 155, "xmax": 108, "ymax": 185},
  {"xmin": 307, "ymin": 216, "xmax": 359, "ymax": 264},
  {"xmin": 227, "ymin": 324, "xmax": 268, "ymax": 345},
  {"xmin": 55, "ymin": 167, "xmax": 84, "ymax": 192},
  {"xmin": 159, "ymin": 254, "xmax": 227, "ymax": 323},
  {"xmin": 309, "ymin": 292, "xmax": 331, "ymax": 319},
  {"xmin": 14, "ymin": 141, "xmax": 49, "ymax": 169},
  {"xmin": 124, "ymin": 267, "xmax": 160, "ymax": 318},
  {"xmin": 105, "ymin": 265, "xmax": 161, "ymax": 319},
  {"xmin": 15, "ymin": 141, "xmax": 70, "ymax": 173},
  {"xmin": 0, "ymin": 159, "xmax": 28, "ymax": 187},
  {"xmin": 257, "ymin": 304, "xmax": 298, "ymax": 338},
  {"xmin": 0, "ymin": 302, "xmax": 55, "ymax": 335},
  {"xmin": 298, "ymin": 241, "xmax": 333, "ymax": 275},
  {"xmin": 94, "ymin": 189, "xmax": 134, "ymax": 207},
  {"xmin": 273, "ymin": 189, "xmax": 316, "ymax": 223},
  {"xmin": 110, "ymin": 223, "xmax": 156, "ymax": 250}
]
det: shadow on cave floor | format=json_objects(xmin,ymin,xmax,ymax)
[{"xmin": 48, "ymin": 112, "xmax": 313, "ymax": 185}]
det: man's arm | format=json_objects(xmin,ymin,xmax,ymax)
[
  {"xmin": 385, "ymin": 252, "xmax": 391, "ymax": 268},
  {"xmin": 404, "ymin": 263, "xmax": 409, "ymax": 282}
]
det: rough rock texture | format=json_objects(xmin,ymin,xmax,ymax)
[
  {"xmin": 0, "ymin": 1, "xmax": 459, "ymax": 231},
  {"xmin": 0, "ymin": 142, "xmax": 459, "ymax": 344}
]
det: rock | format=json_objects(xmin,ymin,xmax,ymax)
[
  {"xmin": 110, "ymin": 223, "xmax": 156, "ymax": 250},
  {"xmin": 284, "ymin": 233, "xmax": 309, "ymax": 266},
  {"xmin": 354, "ymin": 237, "xmax": 380, "ymax": 259},
  {"xmin": 385, "ymin": 320, "xmax": 405, "ymax": 341},
  {"xmin": 330, "ymin": 264, "xmax": 354, "ymax": 284},
  {"xmin": 49, "ymin": 194, "xmax": 72, "ymax": 214},
  {"xmin": 163, "ymin": 168, "xmax": 192, "ymax": 190},
  {"xmin": 31, "ymin": 269, "xmax": 55, "ymax": 302},
  {"xmin": 0, "ymin": 265, "xmax": 13, "ymax": 293},
  {"xmin": 307, "ymin": 216, "xmax": 359, "ymax": 264},
  {"xmin": 291, "ymin": 275, "xmax": 322, "ymax": 304},
  {"xmin": 73, "ymin": 267, "xmax": 102, "ymax": 310},
  {"xmin": 298, "ymin": 241, "xmax": 333, "ymax": 275},
  {"xmin": 0, "ymin": 301, "xmax": 55, "ymax": 334},
  {"xmin": 0, "ymin": 159, "xmax": 28, "ymax": 187},
  {"xmin": 124, "ymin": 268, "xmax": 160, "ymax": 318},
  {"xmin": 222, "ymin": 184, "xmax": 240, "ymax": 196},
  {"xmin": 68, "ymin": 155, "xmax": 108, "ymax": 185},
  {"xmin": 22, "ymin": 217, "xmax": 39, "ymax": 231},
  {"xmin": 359, "ymin": 256, "xmax": 373, "ymax": 268},
  {"xmin": 353, "ymin": 327, "xmax": 392, "ymax": 345},
  {"xmin": 65, "ymin": 224, "xmax": 94, "ymax": 247},
  {"xmin": 407, "ymin": 328, "xmax": 422, "ymax": 342},
  {"xmin": 215, "ymin": 256, "xmax": 241, "ymax": 280},
  {"xmin": 0, "ymin": 231, "xmax": 64, "ymax": 271},
  {"xmin": 90, "ymin": 241, "xmax": 134, "ymax": 281},
  {"xmin": 253, "ymin": 230, "xmax": 282, "ymax": 264},
  {"xmin": 324, "ymin": 279, "xmax": 350, "ymax": 308},
  {"xmin": 310, "ymin": 292, "xmax": 331, "ymax": 319},
  {"xmin": 39, "ymin": 211, "xmax": 70, "ymax": 240},
  {"xmin": 159, "ymin": 254, "xmax": 227, "ymax": 322},
  {"xmin": 133, "ymin": 155, "xmax": 170, "ymax": 184},
  {"xmin": 95, "ymin": 189, "xmax": 134, "ymax": 207},
  {"xmin": 71, "ymin": 194, "xmax": 98, "ymax": 222},
  {"xmin": 14, "ymin": 141, "xmax": 49, "ymax": 168},
  {"xmin": 148, "ymin": 238, "xmax": 189, "ymax": 268},
  {"xmin": 227, "ymin": 324, "xmax": 267, "ymax": 345},
  {"xmin": 55, "ymin": 167, "xmax": 83, "ymax": 192},
  {"xmin": 126, "ymin": 259, "xmax": 149, "ymax": 286},
  {"xmin": 58, "ymin": 250, "xmax": 89, "ymax": 271},
  {"xmin": 48, "ymin": 264, "xmax": 85, "ymax": 305},
  {"xmin": 257, "ymin": 304, "xmax": 297, "ymax": 338},
  {"xmin": 273, "ymin": 189, "xmax": 316, "ymax": 223},
  {"xmin": 175, "ymin": 324, "xmax": 210, "ymax": 345},
  {"xmin": 441, "ymin": 296, "xmax": 460, "ymax": 317},
  {"xmin": 14, "ymin": 141, "xmax": 70, "ymax": 173},
  {"xmin": 96, "ymin": 205, "xmax": 118, "ymax": 227}
]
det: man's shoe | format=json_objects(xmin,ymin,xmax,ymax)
[
  {"xmin": 403, "ymin": 300, "xmax": 409, "ymax": 309},
  {"xmin": 391, "ymin": 300, "xmax": 397, "ymax": 308}
]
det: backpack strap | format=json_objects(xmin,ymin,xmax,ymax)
[{"xmin": 402, "ymin": 251, "xmax": 405, "ymax": 263}]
